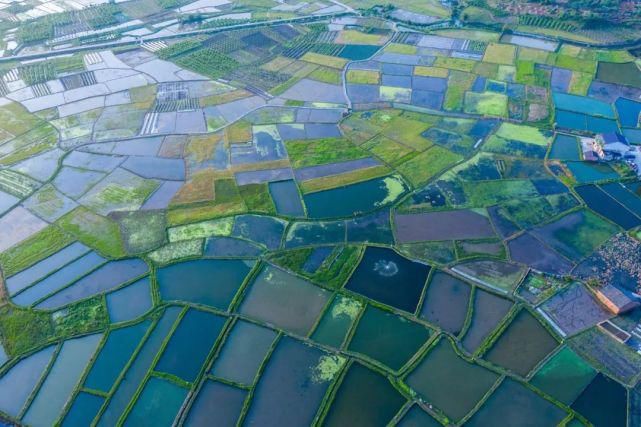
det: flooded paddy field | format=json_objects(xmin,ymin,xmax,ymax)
[{"xmin": 0, "ymin": 14, "xmax": 640, "ymax": 427}]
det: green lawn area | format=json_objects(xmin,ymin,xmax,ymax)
[
  {"xmin": 0, "ymin": 102, "xmax": 43, "ymax": 138},
  {"xmin": 495, "ymin": 122, "xmax": 549, "ymax": 145},
  {"xmin": 346, "ymin": 69, "xmax": 380, "ymax": 84},
  {"xmin": 300, "ymin": 165, "xmax": 391, "ymax": 193},
  {"xmin": 239, "ymin": 183, "xmax": 276, "ymax": 214},
  {"xmin": 434, "ymin": 56, "xmax": 477, "ymax": 72},
  {"xmin": 515, "ymin": 60, "xmax": 549, "ymax": 86},
  {"xmin": 463, "ymin": 179, "xmax": 539, "ymax": 207},
  {"xmin": 554, "ymin": 54, "xmax": 597, "ymax": 74},
  {"xmin": 0, "ymin": 226, "xmax": 73, "ymax": 277},
  {"xmin": 308, "ymin": 67, "xmax": 342, "ymax": 84},
  {"xmin": 517, "ymin": 47, "xmax": 550, "ymax": 63},
  {"xmin": 300, "ymin": 52, "xmax": 348, "ymax": 69},
  {"xmin": 362, "ymin": 134, "xmax": 417, "ymax": 166},
  {"xmin": 568, "ymin": 71, "xmax": 593, "ymax": 95},
  {"xmin": 444, "ymin": 71, "xmax": 476, "ymax": 112},
  {"xmin": 57, "ymin": 207, "xmax": 126, "ymax": 258},
  {"xmin": 396, "ymin": 146, "xmax": 462, "ymax": 187},
  {"xmin": 0, "ymin": 297, "xmax": 107, "ymax": 356},
  {"xmin": 285, "ymin": 137, "xmax": 369, "ymax": 168},
  {"xmin": 482, "ymin": 43, "xmax": 516, "ymax": 65},
  {"xmin": 464, "ymin": 91, "xmax": 508, "ymax": 117},
  {"xmin": 336, "ymin": 30, "xmax": 385, "ymax": 45},
  {"xmin": 385, "ymin": 43, "xmax": 417, "ymax": 55},
  {"xmin": 381, "ymin": 116, "xmax": 433, "ymax": 151},
  {"xmin": 414, "ymin": 66, "xmax": 449, "ymax": 78}
]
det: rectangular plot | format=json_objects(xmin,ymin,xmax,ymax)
[
  {"xmin": 5, "ymin": 242, "xmax": 89, "ymax": 295},
  {"xmin": 484, "ymin": 310, "xmax": 558, "ymax": 377},
  {"xmin": 97, "ymin": 307, "xmax": 181, "ymax": 426},
  {"xmin": 124, "ymin": 377, "xmax": 188, "ymax": 427},
  {"xmin": 601, "ymin": 182, "xmax": 641, "ymax": 217},
  {"xmin": 294, "ymin": 158, "xmax": 380, "ymax": 181},
  {"xmin": 235, "ymin": 168, "xmax": 293, "ymax": 185},
  {"xmin": 84, "ymin": 320, "xmax": 152, "ymax": 393},
  {"xmin": 62, "ymin": 392, "xmax": 104, "ymax": 426},
  {"xmin": 184, "ymin": 381, "xmax": 246, "ymax": 426},
  {"xmin": 244, "ymin": 337, "xmax": 338, "ymax": 426},
  {"xmin": 531, "ymin": 209, "xmax": 618, "ymax": 261},
  {"xmin": 395, "ymin": 210, "xmax": 495, "ymax": 242},
  {"xmin": 407, "ymin": 338, "xmax": 499, "ymax": 422},
  {"xmin": 530, "ymin": 346, "xmax": 596, "ymax": 405},
  {"xmin": 36, "ymin": 259, "xmax": 149, "ymax": 310},
  {"xmin": 553, "ymin": 92, "xmax": 615, "ymax": 118},
  {"xmin": 462, "ymin": 288, "xmax": 513, "ymax": 353},
  {"xmin": 212, "ymin": 320, "xmax": 277, "ymax": 386},
  {"xmin": 156, "ymin": 309, "xmax": 226, "ymax": 382},
  {"xmin": 348, "ymin": 305, "xmax": 431, "ymax": 371},
  {"xmin": 122, "ymin": 156, "xmax": 185, "ymax": 181},
  {"xmin": 12, "ymin": 251, "xmax": 106, "ymax": 307},
  {"xmin": 305, "ymin": 123, "xmax": 342, "ymax": 139},
  {"xmin": 575, "ymin": 185, "xmax": 641, "ymax": 229},
  {"xmin": 466, "ymin": 378, "xmax": 567, "ymax": 426},
  {"xmin": 141, "ymin": 181, "xmax": 183, "ymax": 210},
  {"xmin": 23, "ymin": 334, "xmax": 102, "ymax": 427},
  {"xmin": 540, "ymin": 283, "xmax": 611, "ymax": 337},
  {"xmin": 239, "ymin": 265, "xmax": 330, "ymax": 336},
  {"xmin": 269, "ymin": 180, "xmax": 304, "ymax": 217}
]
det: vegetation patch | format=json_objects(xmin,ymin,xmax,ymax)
[
  {"xmin": 308, "ymin": 67, "xmax": 342, "ymax": 84},
  {"xmin": 434, "ymin": 56, "xmax": 477, "ymax": 72},
  {"xmin": 414, "ymin": 66, "xmax": 449, "ymax": 78},
  {"xmin": 346, "ymin": 69, "xmax": 380, "ymax": 84},
  {"xmin": 0, "ymin": 296, "xmax": 107, "ymax": 356},
  {"xmin": 115, "ymin": 211, "xmax": 167, "ymax": 254},
  {"xmin": 385, "ymin": 43, "xmax": 417, "ymax": 55},
  {"xmin": 464, "ymin": 92, "xmax": 509, "ymax": 117},
  {"xmin": 444, "ymin": 71, "xmax": 476, "ymax": 111},
  {"xmin": 482, "ymin": 43, "xmax": 517, "ymax": 65},
  {"xmin": 285, "ymin": 137, "xmax": 368, "ymax": 169},
  {"xmin": 57, "ymin": 207, "xmax": 125, "ymax": 258},
  {"xmin": 238, "ymin": 183, "xmax": 276, "ymax": 214},
  {"xmin": 300, "ymin": 52, "xmax": 348, "ymax": 69},
  {"xmin": 0, "ymin": 226, "xmax": 73, "ymax": 278},
  {"xmin": 148, "ymin": 239, "xmax": 203, "ymax": 265},
  {"xmin": 168, "ymin": 216, "xmax": 234, "ymax": 242},
  {"xmin": 300, "ymin": 165, "xmax": 391, "ymax": 193},
  {"xmin": 397, "ymin": 146, "xmax": 462, "ymax": 187}
]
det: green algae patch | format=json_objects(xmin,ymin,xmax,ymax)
[
  {"xmin": 148, "ymin": 239, "xmax": 203, "ymax": 265},
  {"xmin": 168, "ymin": 217, "xmax": 234, "ymax": 242},
  {"xmin": 311, "ymin": 354, "xmax": 346, "ymax": 383}
]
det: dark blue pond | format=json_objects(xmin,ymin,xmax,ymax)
[
  {"xmin": 157, "ymin": 259, "xmax": 253, "ymax": 309},
  {"xmin": 269, "ymin": 180, "xmax": 305, "ymax": 217},
  {"xmin": 575, "ymin": 185, "xmax": 641, "ymax": 229},
  {"xmin": 339, "ymin": 45, "xmax": 381, "ymax": 60},
  {"xmin": 303, "ymin": 175, "xmax": 408, "ymax": 218},
  {"xmin": 155, "ymin": 309, "xmax": 226, "ymax": 382},
  {"xmin": 615, "ymin": 97, "xmax": 641, "ymax": 128},
  {"xmin": 549, "ymin": 134, "xmax": 580, "ymax": 161},
  {"xmin": 346, "ymin": 246, "xmax": 430, "ymax": 313}
]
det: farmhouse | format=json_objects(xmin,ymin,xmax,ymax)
[
  {"xmin": 597, "ymin": 132, "xmax": 631, "ymax": 159},
  {"xmin": 594, "ymin": 284, "xmax": 640, "ymax": 315}
]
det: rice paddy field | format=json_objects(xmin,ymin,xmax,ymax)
[{"xmin": 0, "ymin": 12, "xmax": 640, "ymax": 427}]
